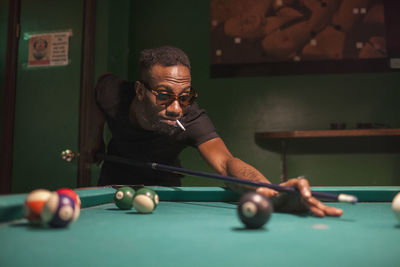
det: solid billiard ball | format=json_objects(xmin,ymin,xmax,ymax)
[
  {"xmin": 41, "ymin": 192, "xmax": 76, "ymax": 228},
  {"xmin": 57, "ymin": 188, "xmax": 81, "ymax": 222},
  {"xmin": 23, "ymin": 189, "xmax": 52, "ymax": 224},
  {"xmin": 114, "ymin": 186, "xmax": 135, "ymax": 210},
  {"xmin": 132, "ymin": 187, "xmax": 159, "ymax": 214},
  {"xmin": 392, "ymin": 192, "xmax": 400, "ymax": 223},
  {"xmin": 237, "ymin": 192, "xmax": 273, "ymax": 229}
]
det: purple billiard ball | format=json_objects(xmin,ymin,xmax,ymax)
[{"xmin": 41, "ymin": 192, "xmax": 76, "ymax": 228}]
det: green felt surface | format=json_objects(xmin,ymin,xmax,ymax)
[
  {"xmin": 1, "ymin": 201, "xmax": 399, "ymax": 267},
  {"xmin": 0, "ymin": 187, "xmax": 400, "ymax": 267}
]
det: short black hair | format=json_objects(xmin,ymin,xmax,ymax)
[{"xmin": 139, "ymin": 46, "xmax": 191, "ymax": 80}]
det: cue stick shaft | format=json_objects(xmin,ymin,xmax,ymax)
[{"xmin": 96, "ymin": 154, "xmax": 357, "ymax": 203}]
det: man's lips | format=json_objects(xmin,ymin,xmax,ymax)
[{"xmin": 159, "ymin": 118, "xmax": 179, "ymax": 126}]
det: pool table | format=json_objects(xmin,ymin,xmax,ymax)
[{"xmin": 1, "ymin": 186, "xmax": 400, "ymax": 267}]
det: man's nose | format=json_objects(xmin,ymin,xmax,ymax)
[{"xmin": 165, "ymin": 99, "xmax": 182, "ymax": 117}]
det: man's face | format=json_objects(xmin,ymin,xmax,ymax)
[{"xmin": 135, "ymin": 64, "xmax": 192, "ymax": 135}]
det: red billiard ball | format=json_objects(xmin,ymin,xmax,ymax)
[
  {"xmin": 237, "ymin": 192, "xmax": 273, "ymax": 229},
  {"xmin": 23, "ymin": 189, "xmax": 52, "ymax": 224}
]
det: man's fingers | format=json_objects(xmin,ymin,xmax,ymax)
[
  {"xmin": 307, "ymin": 196, "xmax": 343, "ymax": 217},
  {"xmin": 296, "ymin": 177, "xmax": 311, "ymax": 198},
  {"xmin": 256, "ymin": 187, "xmax": 279, "ymax": 198},
  {"xmin": 309, "ymin": 206, "xmax": 325, "ymax": 217}
]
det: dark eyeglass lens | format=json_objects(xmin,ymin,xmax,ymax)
[
  {"xmin": 179, "ymin": 95, "xmax": 192, "ymax": 104},
  {"xmin": 154, "ymin": 90, "xmax": 196, "ymax": 106},
  {"xmin": 156, "ymin": 93, "xmax": 171, "ymax": 102}
]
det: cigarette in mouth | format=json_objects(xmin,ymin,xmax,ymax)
[{"xmin": 176, "ymin": 120, "xmax": 186, "ymax": 131}]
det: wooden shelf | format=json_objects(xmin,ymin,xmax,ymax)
[
  {"xmin": 255, "ymin": 128, "xmax": 400, "ymax": 139},
  {"xmin": 254, "ymin": 129, "xmax": 400, "ymax": 181}
]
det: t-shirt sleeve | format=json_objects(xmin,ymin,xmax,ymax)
[{"xmin": 183, "ymin": 103, "xmax": 219, "ymax": 147}]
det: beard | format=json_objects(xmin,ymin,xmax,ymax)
[
  {"xmin": 135, "ymin": 97, "xmax": 180, "ymax": 136},
  {"xmin": 151, "ymin": 120, "xmax": 179, "ymax": 136}
]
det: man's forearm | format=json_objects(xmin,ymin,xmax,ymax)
[{"xmin": 224, "ymin": 157, "xmax": 271, "ymax": 194}]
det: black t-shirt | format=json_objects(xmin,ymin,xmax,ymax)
[{"xmin": 95, "ymin": 74, "xmax": 219, "ymax": 186}]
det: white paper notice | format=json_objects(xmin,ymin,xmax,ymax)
[{"xmin": 28, "ymin": 31, "xmax": 72, "ymax": 67}]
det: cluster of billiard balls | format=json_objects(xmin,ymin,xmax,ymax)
[
  {"xmin": 23, "ymin": 188, "xmax": 81, "ymax": 228},
  {"xmin": 114, "ymin": 186, "xmax": 159, "ymax": 213}
]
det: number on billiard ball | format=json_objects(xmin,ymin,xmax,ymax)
[
  {"xmin": 114, "ymin": 186, "xmax": 135, "ymax": 210},
  {"xmin": 133, "ymin": 187, "xmax": 159, "ymax": 214},
  {"xmin": 57, "ymin": 188, "xmax": 81, "ymax": 222},
  {"xmin": 41, "ymin": 192, "xmax": 77, "ymax": 228},
  {"xmin": 237, "ymin": 192, "xmax": 273, "ymax": 229}
]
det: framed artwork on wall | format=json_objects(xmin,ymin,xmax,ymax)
[{"xmin": 210, "ymin": 0, "xmax": 400, "ymax": 77}]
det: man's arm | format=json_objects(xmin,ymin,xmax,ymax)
[
  {"xmin": 197, "ymin": 137, "xmax": 278, "ymax": 197},
  {"xmin": 197, "ymin": 137, "xmax": 343, "ymax": 217}
]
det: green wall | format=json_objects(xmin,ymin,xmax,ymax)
[{"xmin": 125, "ymin": 0, "xmax": 400, "ymax": 186}]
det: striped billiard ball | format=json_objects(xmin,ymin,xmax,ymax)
[
  {"xmin": 133, "ymin": 188, "xmax": 159, "ymax": 214},
  {"xmin": 56, "ymin": 188, "xmax": 81, "ymax": 222},
  {"xmin": 23, "ymin": 189, "xmax": 52, "ymax": 224},
  {"xmin": 114, "ymin": 186, "xmax": 135, "ymax": 210},
  {"xmin": 41, "ymin": 192, "xmax": 76, "ymax": 228}
]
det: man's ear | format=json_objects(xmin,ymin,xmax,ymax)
[{"xmin": 135, "ymin": 81, "xmax": 145, "ymax": 101}]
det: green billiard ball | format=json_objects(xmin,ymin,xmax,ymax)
[
  {"xmin": 133, "ymin": 187, "xmax": 159, "ymax": 213},
  {"xmin": 114, "ymin": 186, "xmax": 135, "ymax": 210}
]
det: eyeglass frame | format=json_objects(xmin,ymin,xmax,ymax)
[{"xmin": 140, "ymin": 80, "xmax": 198, "ymax": 107}]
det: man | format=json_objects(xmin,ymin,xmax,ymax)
[{"xmin": 90, "ymin": 46, "xmax": 342, "ymax": 217}]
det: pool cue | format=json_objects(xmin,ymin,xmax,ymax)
[{"xmin": 96, "ymin": 154, "xmax": 358, "ymax": 203}]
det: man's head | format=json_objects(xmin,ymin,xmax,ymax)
[
  {"xmin": 139, "ymin": 46, "xmax": 191, "ymax": 81},
  {"xmin": 133, "ymin": 46, "xmax": 197, "ymax": 135}
]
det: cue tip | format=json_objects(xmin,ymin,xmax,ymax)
[
  {"xmin": 176, "ymin": 120, "xmax": 186, "ymax": 131},
  {"xmin": 338, "ymin": 194, "xmax": 358, "ymax": 204}
]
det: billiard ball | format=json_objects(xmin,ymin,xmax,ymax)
[
  {"xmin": 132, "ymin": 187, "xmax": 159, "ymax": 214},
  {"xmin": 41, "ymin": 192, "xmax": 76, "ymax": 228},
  {"xmin": 57, "ymin": 188, "xmax": 81, "ymax": 207},
  {"xmin": 237, "ymin": 192, "xmax": 273, "ymax": 229},
  {"xmin": 23, "ymin": 189, "xmax": 52, "ymax": 224},
  {"xmin": 114, "ymin": 186, "xmax": 135, "ymax": 210},
  {"xmin": 392, "ymin": 192, "xmax": 400, "ymax": 223},
  {"xmin": 57, "ymin": 188, "xmax": 81, "ymax": 222}
]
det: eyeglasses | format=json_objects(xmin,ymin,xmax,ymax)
[{"xmin": 141, "ymin": 81, "xmax": 198, "ymax": 107}]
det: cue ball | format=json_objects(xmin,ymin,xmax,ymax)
[
  {"xmin": 133, "ymin": 188, "xmax": 159, "ymax": 214},
  {"xmin": 23, "ymin": 189, "xmax": 52, "ymax": 224},
  {"xmin": 237, "ymin": 192, "xmax": 273, "ymax": 229},
  {"xmin": 114, "ymin": 186, "xmax": 135, "ymax": 210},
  {"xmin": 392, "ymin": 192, "xmax": 400, "ymax": 223}
]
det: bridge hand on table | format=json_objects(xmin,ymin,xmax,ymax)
[{"xmin": 256, "ymin": 177, "xmax": 343, "ymax": 217}]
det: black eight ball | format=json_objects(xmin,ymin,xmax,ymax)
[{"xmin": 237, "ymin": 192, "xmax": 273, "ymax": 229}]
